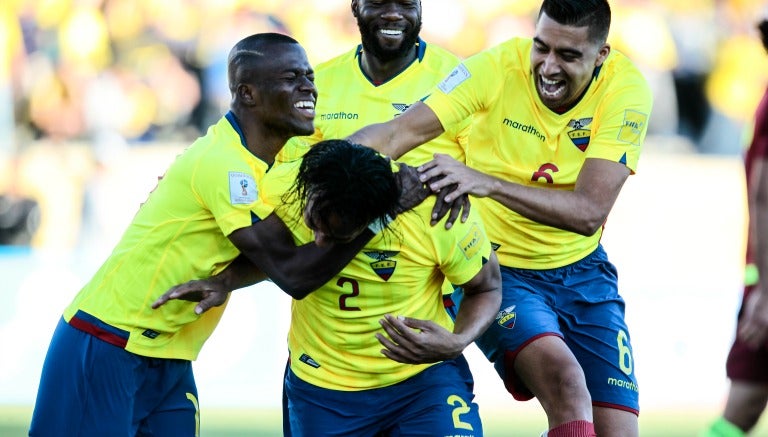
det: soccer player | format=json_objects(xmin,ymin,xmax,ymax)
[
  {"xmin": 158, "ymin": 139, "xmax": 502, "ymax": 436},
  {"xmin": 347, "ymin": 1, "xmax": 653, "ymax": 436},
  {"xmin": 702, "ymin": 17, "xmax": 768, "ymax": 437},
  {"xmin": 28, "ymin": 33, "xmax": 425, "ymax": 437},
  {"xmin": 278, "ymin": 0, "xmax": 468, "ymax": 170}
]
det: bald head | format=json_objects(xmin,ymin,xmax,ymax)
[{"xmin": 227, "ymin": 33, "xmax": 300, "ymax": 94}]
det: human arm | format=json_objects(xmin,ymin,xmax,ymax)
[
  {"xmin": 375, "ymin": 251, "xmax": 502, "ymax": 364},
  {"xmin": 347, "ymin": 101, "xmax": 445, "ymax": 160},
  {"xmin": 419, "ymin": 154, "xmax": 630, "ymax": 236},
  {"xmin": 152, "ymin": 162, "xmax": 430, "ymax": 309}
]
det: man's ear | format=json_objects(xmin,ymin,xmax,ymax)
[
  {"xmin": 595, "ymin": 43, "xmax": 611, "ymax": 68},
  {"xmin": 237, "ymin": 83, "xmax": 257, "ymax": 106}
]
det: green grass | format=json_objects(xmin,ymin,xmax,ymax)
[{"xmin": 4, "ymin": 405, "xmax": 768, "ymax": 436}]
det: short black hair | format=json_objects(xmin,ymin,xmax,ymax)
[
  {"xmin": 289, "ymin": 139, "xmax": 401, "ymax": 236},
  {"xmin": 227, "ymin": 32, "xmax": 299, "ymax": 93},
  {"xmin": 759, "ymin": 19, "xmax": 768, "ymax": 53},
  {"xmin": 539, "ymin": 0, "xmax": 611, "ymax": 44}
]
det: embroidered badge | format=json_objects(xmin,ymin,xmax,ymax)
[
  {"xmin": 229, "ymin": 171, "xmax": 257, "ymax": 204},
  {"xmin": 438, "ymin": 64, "xmax": 471, "ymax": 94},
  {"xmin": 567, "ymin": 117, "xmax": 593, "ymax": 152},
  {"xmin": 364, "ymin": 250, "xmax": 399, "ymax": 281}
]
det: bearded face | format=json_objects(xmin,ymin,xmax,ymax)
[{"xmin": 355, "ymin": 1, "xmax": 422, "ymax": 63}]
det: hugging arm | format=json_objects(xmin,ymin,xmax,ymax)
[
  {"xmin": 376, "ymin": 251, "xmax": 502, "ymax": 364},
  {"xmin": 347, "ymin": 101, "xmax": 445, "ymax": 160}
]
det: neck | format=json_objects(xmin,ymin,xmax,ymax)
[
  {"xmin": 232, "ymin": 110, "xmax": 283, "ymax": 165},
  {"xmin": 360, "ymin": 45, "xmax": 417, "ymax": 84}
]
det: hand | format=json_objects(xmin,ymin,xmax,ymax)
[
  {"xmin": 738, "ymin": 290, "xmax": 768, "ymax": 349},
  {"xmin": 151, "ymin": 279, "xmax": 230, "ymax": 315},
  {"xmin": 375, "ymin": 314, "xmax": 465, "ymax": 364},
  {"xmin": 393, "ymin": 162, "xmax": 431, "ymax": 214},
  {"xmin": 426, "ymin": 178, "xmax": 471, "ymax": 229},
  {"xmin": 418, "ymin": 153, "xmax": 495, "ymax": 202}
]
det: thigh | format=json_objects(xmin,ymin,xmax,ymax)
[
  {"xmin": 388, "ymin": 356, "xmax": 483, "ymax": 437},
  {"xmin": 557, "ymin": 257, "xmax": 639, "ymax": 414},
  {"xmin": 30, "ymin": 318, "xmax": 143, "ymax": 437},
  {"xmin": 136, "ymin": 360, "xmax": 199, "ymax": 437},
  {"xmin": 449, "ymin": 268, "xmax": 562, "ymax": 362}
]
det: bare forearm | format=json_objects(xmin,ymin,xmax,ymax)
[
  {"xmin": 488, "ymin": 178, "xmax": 607, "ymax": 236},
  {"xmin": 240, "ymin": 228, "xmax": 374, "ymax": 299},
  {"xmin": 452, "ymin": 253, "xmax": 502, "ymax": 345},
  {"xmin": 347, "ymin": 101, "xmax": 445, "ymax": 159}
]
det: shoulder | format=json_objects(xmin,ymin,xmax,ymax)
[
  {"xmin": 599, "ymin": 50, "xmax": 651, "ymax": 93},
  {"xmin": 315, "ymin": 46, "xmax": 360, "ymax": 74}
]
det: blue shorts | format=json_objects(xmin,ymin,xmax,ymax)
[
  {"xmin": 283, "ymin": 355, "xmax": 483, "ymax": 436},
  {"xmin": 30, "ymin": 315, "xmax": 200, "ymax": 436},
  {"xmin": 446, "ymin": 245, "xmax": 639, "ymax": 414}
]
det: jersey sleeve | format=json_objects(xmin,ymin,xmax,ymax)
[
  {"xmin": 424, "ymin": 49, "xmax": 502, "ymax": 134},
  {"xmin": 586, "ymin": 63, "xmax": 653, "ymax": 173},
  {"xmin": 190, "ymin": 149, "xmax": 272, "ymax": 237},
  {"xmin": 428, "ymin": 204, "xmax": 493, "ymax": 286}
]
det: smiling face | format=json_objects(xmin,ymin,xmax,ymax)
[
  {"xmin": 353, "ymin": 0, "xmax": 422, "ymax": 63},
  {"xmin": 530, "ymin": 12, "xmax": 609, "ymax": 111},
  {"xmin": 245, "ymin": 43, "xmax": 317, "ymax": 138}
]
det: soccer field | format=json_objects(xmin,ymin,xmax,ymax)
[{"xmin": 4, "ymin": 405, "xmax": 768, "ymax": 436}]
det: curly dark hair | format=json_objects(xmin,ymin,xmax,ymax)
[{"xmin": 287, "ymin": 139, "xmax": 402, "ymax": 238}]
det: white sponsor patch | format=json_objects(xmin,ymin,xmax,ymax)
[
  {"xmin": 229, "ymin": 171, "xmax": 257, "ymax": 204},
  {"xmin": 438, "ymin": 64, "xmax": 471, "ymax": 94}
]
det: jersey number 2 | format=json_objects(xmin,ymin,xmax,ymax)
[{"xmin": 337, "ymin": 277, "xmax": 361, "ymax": 311}]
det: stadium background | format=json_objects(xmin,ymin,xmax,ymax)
[{"xmin": 1, "ymin": 0, "xmax": 768, "ymax": 435}]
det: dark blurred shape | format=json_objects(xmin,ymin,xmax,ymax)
[{"xmin": 0, "ymin": 195, "xmax": 40, "ymax": 245}]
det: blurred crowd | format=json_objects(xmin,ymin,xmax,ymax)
[{"xmin": 0, "ymin": 0, "xmax": 767, "ymax": 248}]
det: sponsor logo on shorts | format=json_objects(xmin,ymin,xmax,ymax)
[
  {"xmin": 607, "ymin": 377, "xmax": 639, "ymax": 392},
  {"xmin": 496, "ymin": 305, "xmax": 516, "ymax": 329}
]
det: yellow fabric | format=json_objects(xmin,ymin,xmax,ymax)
[
  {"xmin": 277, "ymin": 40, "xmax": 470, "ymax": 166},
  {"xmin": 426, "ymin": 38, "xmax": 653, "ymax": 269},
  {"xmin": 64, "ymin": 113, "xmax": 275, "ymax": 360},
  {"xmin": 273, "ymin": 160, "xmax": 492, "ymax": 390}
]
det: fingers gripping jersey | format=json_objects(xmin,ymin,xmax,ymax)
[
  {"xmin": 426, "ymin": 38, "xmax": 653, "ymax": 269},
  {"xmin": 277, "ymin": 39, "xmax": 470, "ymax": 167},
  {"xmin": 63, "ymin": 112, "xmax": 275, "ymax": 360}
]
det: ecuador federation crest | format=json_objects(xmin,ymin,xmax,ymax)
[
  {"xmin": 363, "ymin": 250, "xmax": 399, "ymax": 281},
  {"xmin": 567, "ymin": 117, "xmax": 593, "ymax": 152},
  {"xmin": 496, "ymin": 305, "xmax": 517, "ymax": 330}
]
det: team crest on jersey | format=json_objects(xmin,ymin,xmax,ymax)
[
  {"xmin": 364, "ymin": 250, "xmax": 399, "ymax": 281},
  {"xmin": 228, "ymin": 171, "xmax": 257, "ymax": 204},
  {"xmin": 496, "ymin": 305, "xmax": 516, "ymax": 330},
  {"xmin": 567, "ymin": 118, "xmax": 593, "ymax": 152}
]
